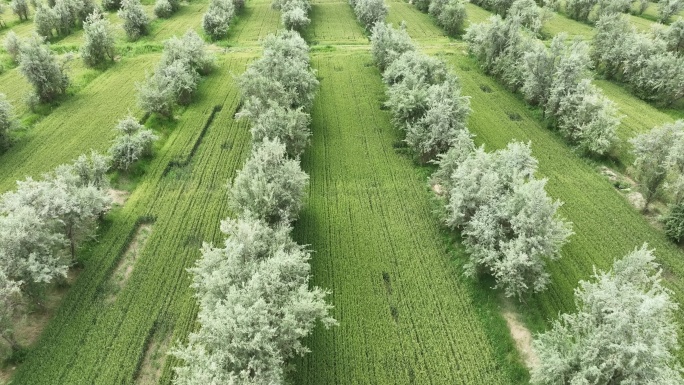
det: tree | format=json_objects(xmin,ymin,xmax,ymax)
[
  {"xmin": 370, "ymin": 22, "xmax": 416, "ymax": 71},
  {"xmin": 441, "ymin": 142, "xmax": 572, "ymax": 298},
  {"xmin": 1, "ymin": 164, "xmax": 111, "ymax": 260},
  {"xmin": 430, "ymin": 129, "xmax": 476, "ymax": 193},
  {"xmin": 464, "ymin": 16, "xmax": 526, "ymax": 79},
  {"xmin": 245, "ymin": 103, "xmax": 311, "ymax": 158},
  {"xmin": 230, "ymin": 138, "xmax": 309, "ymax": 225},
  {"xmin": 202, "ymin": 0, "xmax": 234, "ymax": 39},
  {"xmin": 157, "ymin": 60, "xmax": 199, "ymax": 106},
  {"xmin": 565, "ymin": 0, "xmax": 597, "ymax": 21},
  {"xmin": 281, "ymin": 0, "xmax": 310, "ymax": 30},
  {"xmin": 137, "ymin": 49, "xmax": 202, "ymax": 118},
  {"xmin": 404, "ymin": 75, "xmax": 471, "ymax": 160},
  {"xmin": 552, "ymin": 80, "xmax": 619, "ymax": 156},
  {"xmin": 413, "ymin": 0, "xmax": 429, "ymax": 12},
  {"xmin": 437, "ymin": 0, "xmax": 467, "ymax": 36},
  {"xmin": 118, "ymin": 0, "xmax": 149, "ymax": 40},
  {"xmin": 10, "ymin": 0, "xmax": 30, "ymax": 21},
  {"xmin": 591, "ymin": 14, "xmax": 633, "ymax": 78},
  {"xmin": 137, "ymin": 72, "xmax": 175, "ymax": 118},
  {"xmin": 0, "ymin": 2, "xmax": 6, "ymax": 28},
  {"xmin": 428, "ymin": 0, "xmax": 448, "ymax": 19},
  {"xmin": 595, "ymin": 0, "xmax": 631, "ymax": 17},
  {"xmin": 665, "ymin": 18, "xmax": 684, "ymax": 54},
  {"xmin": 4, "ymin": 31, "xmax": 22, "ymax": 63},
  {"xmin": 109, "ymin": 115, "xmax": 158, "ymax": 171},
  {"xmin": 545, "ymin": 37, "xmax": 619, "ymax": 156},
  {"xmin": 0, "ymin": 93, "xmax": 17, "ymax": 152},
  {"xmin": 531, "ymin": 245, "xmax": 683, "ymax": 384},
  {"xmin": 0, "ymin": 270, "xmax": 22, "ymax": 352},
  {"xmin": 262, "ymin": 29, "xmax": 310, "ymax": 63},
  {"xmin": 382, "ymin": 50, "xmax": 448, "ymax": 86},
  {"xmin": 354, "ymin": 0, "xmax": 387, "ymax": 30},
  {"xmin": 18, "ymin": 37, "xmax": 70, "ymax": 103},
  {"xmin": 160, "ymin": 30, "xmax": 214, "ymax": 75},
  {"xmin": 154, "ymin": 0, "xmax": 173, "ymax": 18},
  {"xmin": 238, "ymin": 48, "xmax": 318, "ymax": 112},
  {"xmin": 637, "ymin": 0, "xmax": 649, "ymax": 13},
  {"xmin": 81, "ymin": 10, "xmax": 116, "ymax": 67},
  {"xmin": 630, "ymin": 121, "xmax": 684, "ymax": 210},
  {"xmin": 664, "ymin": 201, "xmax": 684, "ymax": 242},
  {"xmin": 628, "ymin": 52, "xmax": 684, "ymax": 105},
  {"xmin": 521, "ymin": 38, "xmax": 560, "ymax": 107},
  {"xmin": 34, "ymin": 5, "xmax": 57, "ymax": 39},
  {"xmin": 659, "ymin": 0, "xmax": 684, "ymax": 23},
  {"xmin": 171, "ymin": 215, "xmax": 335, "ymax": 384},
  {"xmin": 52, "ymin": 0, "xmax": 76, "ymax": 36},
  {"xmin": 507, "ymin": 0, "xmax": 548, "ymax": 35},
  {"xmin": 0, "ymin": 205, "xmax": 68, "ymax": 286},
  {"xmin": 71, "ymin": 151, "xmax": 111, "ymax": 189},
  {"xmin": 102, "ymin": 0, "xmax": 121, "ymax": 11}
]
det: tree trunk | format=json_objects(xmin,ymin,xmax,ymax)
[
  {"xmin": 67, "ymin": 224, "xmax": 76, "ymax": 261},
  {"xmin": 1, "ymin": 332, "xmax": 21, "ymax": 353}
]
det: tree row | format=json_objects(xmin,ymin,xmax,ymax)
[{"xmin": 171, "ymin": 30, "xmax": 336, "ymax": 384}]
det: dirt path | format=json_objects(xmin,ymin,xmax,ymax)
[{"xmin": 501, "ymin": 299, "xmax": 539, "ymax": 370}]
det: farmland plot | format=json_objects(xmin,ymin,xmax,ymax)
[
  {"xmin": 221, "ymin": 0, "xmax": 281, "ymax": 45},
  {"xmin": 439, "ymin": 49, "xmax": 684, "ymax": 345},
  {"xmin": 0, "ymin": 54, "xmax": 154, "ymax": 193},
  {"xmin": 387, "ymin": 0, "xmax": 684, "ymax": 365},
  {"xmin": 303, "ymin": 1, "xmax": 368, "ymax": 45},
  {"xmin": 291, "ymin": 51, "xmax": 525, "ymax": 385},
  {"xmin": 440, "ymin": 4, "xmax": 682, "ymax": 168},
  {"xmin": 9, "ymin": 53, "xmax": 255, "ymax": 385}
]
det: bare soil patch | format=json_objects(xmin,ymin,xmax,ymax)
[
  {"xmin": 135, "ymin": 329, "xmax": 172, "ymax": 385},
  {"xmin": 109, "ymin": 189, "xmax": 130, "ymax": 206},
  {"xmin": 432, "ymin": 183, "xmax": 444, "ymax": 195},
  {"xmin": 500, "ymin": 298, "xmax": 539, "ymax": 371},
  {"xmin": 105, "ymin": 224, "xmax": 153, "ymax": 304},
  {"xmin": 0, "ymin": 269, "xmax": 81, "ymax": 384}
]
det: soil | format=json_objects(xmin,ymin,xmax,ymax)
[
  {"xmin": 0, "ymin": 270, "xmax": 80, "ymax": 384},
  {"xmin": 432, "ymin": 183, "xmax": 444, "ymax": 195},
  {"xmin": 105, "ymin": 224, "xmax": 153, "ymax": 304},
  {"xmin": 108, "ymin": 189, "xmax": 130, "ymax": 206}
]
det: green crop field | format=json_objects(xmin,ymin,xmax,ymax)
[
  {"xmin": 1, "ymin": 0, "xmax": 684, "ymax": 383},
  {"xmin": 388, "ymin": 0, "xmax": 684, "ymax": 362},
  {"xmin": 291, "ymin": 50, "xmax": 525, "ymax": 385}
]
